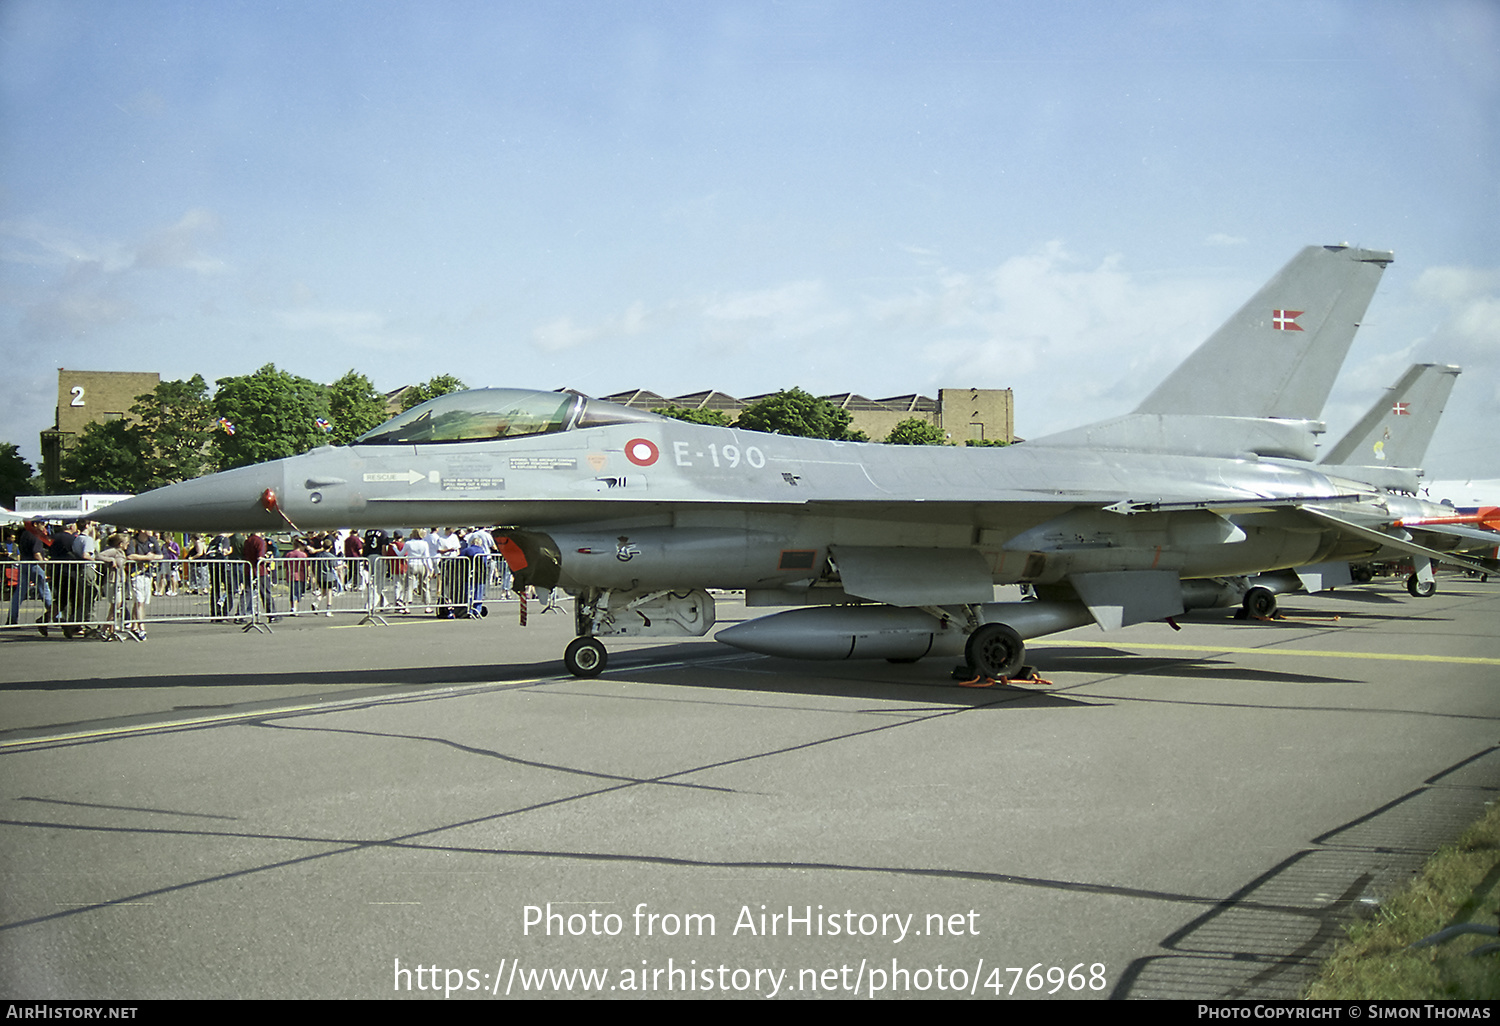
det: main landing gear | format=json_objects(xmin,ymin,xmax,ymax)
[
  {"xmin": 963, "ymin": 622, "xmax": 1026, "ymax": 679},
  {"xmin": 1407, "ymin": 558, "xmax": 1437, "ymax": 598},
  {"xmin": 1239, "ymin": 586, "xmax": 1278, "ymax": 619},
  {"xmin": 1406, "ymin": 574, "xmax": 1437, "ymax": 598}
]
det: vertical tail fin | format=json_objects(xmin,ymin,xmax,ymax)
[
  {"xmin": 1133, "ymin": 245, "xmax": 1393, "ymax": 420},
  {"xmin": 1318, "ymin": 363, "xmax": 1460, "ymax": 469},
  {"xmin": 1032, "ymin": 245, "xmax": 1393, "ymax": 460}
]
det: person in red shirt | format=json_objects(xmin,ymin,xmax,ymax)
[
  {"xmin": 285, "ymin": 537, "xmax": 309, "ymax": 614},
  {"xmin": 343, "ymin": 531, "xmax": 367, "ymax": 592},
  {"xmin": 242, "ymin": 532, "xmax": 273, "ymax": 617}
]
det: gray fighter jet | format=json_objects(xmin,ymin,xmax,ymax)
[
  {"xmin": 1239, "ymin": 362, "xmax": 1466, "ymax": 609},
  {"xmin": 104, "ymin": 244, "xmax": 1475, "ymax": 679},
  {"xmin": 1298, "ymin": 362, "xmax": 1498, "ymax": 596}
]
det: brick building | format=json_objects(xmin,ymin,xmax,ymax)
[{"xmin": 39, "ymin": 369, "xmax": 161, "ymax": 491}]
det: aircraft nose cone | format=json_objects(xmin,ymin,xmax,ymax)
[{"xmin": 101, "ymin": 462, "xmax": 290, "ymax": 533}]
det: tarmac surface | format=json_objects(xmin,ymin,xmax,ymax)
[{"xmin": 1, "ymin": 577, "xmax": 1497, "ymax": 1000}]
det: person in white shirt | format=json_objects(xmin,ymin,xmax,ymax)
[{"xmin": 399, "ymin": 529, "xmax": 433, "ymax": 613}]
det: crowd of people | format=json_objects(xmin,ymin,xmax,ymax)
[{"xmin": 2, "ymin": 520, "xmax": 529, "ymax": 641}]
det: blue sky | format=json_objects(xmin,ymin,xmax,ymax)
[{"xmin": 2, "ymin": 0, "xmax": 1497, "ymax": 483}]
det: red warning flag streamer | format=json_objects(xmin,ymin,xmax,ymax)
[{"xmin": 259, "ymin": 488, "xmax": 302, "ymax": 533}]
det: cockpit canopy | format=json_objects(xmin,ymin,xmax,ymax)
[{"xmin": 353, "ymin": 388, "xmax": 664, "ymax": 446}]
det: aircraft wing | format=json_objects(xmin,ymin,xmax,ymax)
[
  {"xmin": 1101, "ymin": 494, "xmax": 1371, "ymax": 516},
  {"xmin": 1407, "ymin": 522, "xmax": 1500, "ymax": 548},
  {"xmin": 1297, "ymin": 506, "xmax": 1493, "ymax": 574}
]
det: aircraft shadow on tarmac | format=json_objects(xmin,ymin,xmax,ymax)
[
  {"xmin": 3, "ymin": 639, "xmax": 1099, "ymax": 712},
  {"xmin": 1111, "ymin": 745, "xmax": 1500, "ymax": 999},
  {"xmin": 587, "ymin": 651, "xmax": 1095, "ymax": 710},
  {"xmin": 1033, "ymin": 647, "xmax": 1360, "ymax": 686},
  {"xmin": 1, "ymin": 658, "xmax": 572, "ymax": 693}
]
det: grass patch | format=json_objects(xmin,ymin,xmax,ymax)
[{"xmin": 1305, "ymin": 801, "xmax": 1500, "ymax": 999}]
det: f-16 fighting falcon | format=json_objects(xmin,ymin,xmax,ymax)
[
  {"xmin": 103, "ymin": 244, "xmax": 1486, "ymax": 679},
  {"xmin": 1238, "ymin": 362, "xmax": 1478, "ymax": 610}
]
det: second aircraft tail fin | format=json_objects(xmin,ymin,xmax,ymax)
[{"xmin": 1318, "ymin": 363, "xmax": 1459, "ymax": 469}]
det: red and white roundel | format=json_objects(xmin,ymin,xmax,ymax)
[{"xmin": 624, "ymin": 438, "xmax": 659, "ymax": 466}]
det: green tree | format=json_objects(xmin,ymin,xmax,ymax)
[
  {"xmin": 400, "ymin": 374, "xmax": 467, "ymax": 412},
  {"xmin": 650, "ymin": 405, "xmax": 733, "ymax": 427},
  {"xmin": 128, "ymin": 375, "xmax": 215, "ymax": 486},
  {"xmin": 327, "ymin": 370, "xmax": 390, "ymax": 444},
  {"xmin": 59, "ymin": 419, "xmax": 145, "ymax": 493},
  {"xmin": 1, "ymin": 442, "xmax": 38, "ymax": 507},
  {"xmin": 211, "ymin": 364, "xmax": 331, "ymax": 470},
  {"xmin": 885, "ymin": 418, "xmax": 949, "ymax": 445},
  {"xmin": 963, "ymin": 437, "xmax": 1010, "ymax": 447},
  {"xmin": 735, "ymin": 388, "xmax": 866, "ymax": 441}
]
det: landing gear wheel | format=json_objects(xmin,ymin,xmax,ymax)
[
  {"xmin": 1406, "ymin": 575, "xmax": 1436, "ymax": 598},
  {"xmin": 564, "ymin": 637, "xmax": 608, "ymax": 677},
  {"xmin": 1242, "ymin": 586, "xmax": 1277, "ymax": 619},
  {"xmin": 964, "ymin": 623, "xmax": 1025, "ymax": 679}
]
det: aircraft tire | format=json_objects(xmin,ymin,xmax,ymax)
[
  {"xmin": 1406, "ymin": 575, "xmax": 1436, "ymax": 598},
  {"xmin": 564, "ymin": 637, "xmax": 608, "ymax": 677},
  {"xmin": 965, "ymin": 623, "xmax": 1025, "ymax": 679},
  {"xmin": 1242, "ymin": 587, "xmax": 1277, "ymax": 619}
]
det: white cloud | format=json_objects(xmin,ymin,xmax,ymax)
[
  {"xmin": 271, "ymin": 305, "xmax": 423, "ymax": 355},
  {"xmin": 523, "ymin": 244, "xmax": 1252, "ymax": 436},
  {"xmin": 700, "ymin": 280, "xmax": 847, "ymax": 346},
  {"xmin": 0, "ymin": 220, "xmax": 134, "ymax": 273},
  {"xmin": 1412, "ymin": 265, "xmax": 1500, "ymax": 305},
  {"xmin": 531, "ymin": 281, "xmax": 846, "ymax": 356},
  {"xmin": 277, "ymin": 308, "xmax": 386, "ymax": 334},
  {"xmin": 134, "ymin": 209, "xmax": 228, "ymax": 275},
  {"xmin": 863, "ymin": 243, "xmax": 1243, "ymax": 428},
  {"xmin": 1330, "ymin": 262, "xmax": 1500, "ymax": 478},
  {"xmin": 533, "ymin": 315, "xmax": 602, "ymax": 353},
  {"xmin": 22, "ymin": 289, "xmax": 139, "ymax": 338},
  {"xmin": 1, "ymin": 210, "xmax": 230, "ymax": 341},
  {"xmin": 1409, "ymin": 265, "xmax": 1500, "ymax": 374},
  {"xmin": 532, "ymin": 299, "xmax": 658, "ymax": 353}
]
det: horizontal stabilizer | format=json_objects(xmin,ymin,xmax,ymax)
[{"xmin": 1069, "ymin": 570, "xmax": 1185, "ymax": 631}]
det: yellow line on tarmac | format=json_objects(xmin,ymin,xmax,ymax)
[{"xmin": 1035, "ymin": 639, "xmax": 1500, "ymax": 666}]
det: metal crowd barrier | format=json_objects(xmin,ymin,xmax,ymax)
[
  {"xmin": 2, "ymin": 554, "xmax": 509, "ymax": 640},
  {"xmin": 3, "ymin": 556, "xmax": 125, "ymax": 639},
  {"xmin": 355, "ymin": 553, "xmax": 496, "ymax": 621}
]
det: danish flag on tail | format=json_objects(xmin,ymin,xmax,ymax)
[
  {"xmin": 1272, "ymin": 309, "xmax": 1304, "ymax": 331},
  {"xmin": 1391, "ymin": 402, "xmax": 1410, "ymax": 416}
]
